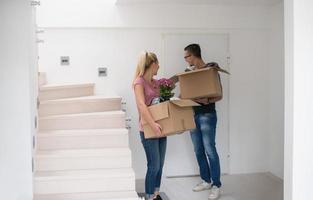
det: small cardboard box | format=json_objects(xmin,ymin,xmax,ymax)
[
  {"xmin": 142, "ymin": 99, "xmax": 199, "ymax": 139},
  {"xmin": 176, "ymin": 67, "xmax": 229, "ymax": 99}
]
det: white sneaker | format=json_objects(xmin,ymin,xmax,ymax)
[
  {"xmin": 192, "ymin": 181, "xmax": 211, "ymax": 192},
  {"xmin": 208, "ymin": 186, "xmax": 220, "ymax": 199}
]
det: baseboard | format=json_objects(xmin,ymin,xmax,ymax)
[{"xmin": 265, "ymin": 172, "xmax": 284, "ymax": 183}]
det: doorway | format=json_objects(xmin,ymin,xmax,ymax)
[{"xmin": 162, "ymin": 33, "xmax": 230, "ymax": 177}]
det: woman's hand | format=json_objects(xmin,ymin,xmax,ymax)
[
  {"xmin": 152, "ymin": 122, "xmax": 162, "ymax": 136},
  {"xmin": 134, "ymin": 84, "xmax": 163, "ymax": 137}
]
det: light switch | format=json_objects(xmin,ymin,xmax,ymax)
[
  {"xmin": 98, "ymin": 67, "xmax": 108, "ymax": 77},
  {"xmin": 60, "ymin": 56, "xmax": 70, "ymax": 66}
]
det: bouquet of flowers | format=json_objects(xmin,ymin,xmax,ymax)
[{"xmin": 158, "ymin": 78, "xmax": 175, "ymax": 102}]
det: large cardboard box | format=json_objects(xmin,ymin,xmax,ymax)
[
  {"xmin": 176, "ymin": 67, "xmax": 229, "ymax": 99},
  {"xmin": 142, "ymin": 100, "xmax": 199, "ymax": 139}
]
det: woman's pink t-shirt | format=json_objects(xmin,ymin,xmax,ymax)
[{"xmin": 133, "ymin": 76, "xmax": 160, "ymax": 131}]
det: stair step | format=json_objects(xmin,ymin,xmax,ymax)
[
  {"xmin": 37, "ymin": 129, "xmax": 129, "ymax": 150},
  {"xmin": 34, "ymin": 169, "xmax": 135, "ymax": 194},
  {"xmin": 39, "ymin": 111, "xmax": 125, "ymax": 130},
  {"xmin": 34, "ymin": 191, "xmax": 139, "ymax": 200},
  {"xmin": 35, "ymin": 148, "xmax": 132, "ymax": 171},
  {"xmin": 39, "ymin": 96, "xmax": 122, "ymax": 116},
  {"xmin": 39, "ymin": 83, "xmax": 94, "ymax": 101},
  {"xmin": 35, "ymin": 198, "xmax": 140, "ymax": 200},
  {"xmin": 35, "ymin": 168, "xmax": 135, "ymax": 181}
]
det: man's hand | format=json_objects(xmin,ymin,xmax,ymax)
[{"xmin": 194, "ymin": 97, "xmax": 209, "ymax": 104}]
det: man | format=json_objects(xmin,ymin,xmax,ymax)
[{"xmin": 184, "ymin": 44, "xmax": 222, "ymax": 200}]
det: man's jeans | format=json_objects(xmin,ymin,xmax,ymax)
[
  {"xmin": 190, "ymin": 111, "xmax": 222, "ymax": 187},
  {"xmin": 140, "ymin": 132, "xmax": 167, "ymax": 198}
]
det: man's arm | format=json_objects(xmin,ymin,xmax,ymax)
[
  {"xmin": 169, "ymin": 66, "xmax": 194, "ymax": 84},
  {"xmin": 169, "ymin": 75, "xmax": 179, "ymax": 84}
]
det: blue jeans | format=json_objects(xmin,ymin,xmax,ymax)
[
  {"xmin": 190, "ymin": 111, "xmax": 222, "ymax": 187},
  {"xmin": 140, "ymin": 132, "xmax": 167, "ymax": 198}
]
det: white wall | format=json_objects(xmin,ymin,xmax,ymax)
[
  {"xmin": 228, "ymin": 29, "xmax": 273, "ymax": 174},
  {"xmin": 37, "ymin": 0, "xmax": 284, "ymax": 179},
  {"xmin": 285, "ymin": 0, "xmax": 313, "ymax": 199},
  {"xmin": 268, "ymin": 2, "xmax": 284, "ymax": 179},
  {"xmin": 0, "ymin": 0, "xmax": 36, "ymax": 199},
  {"xmin": 37, "ymin": 0, "xmax": 270, "ymax": 29}
]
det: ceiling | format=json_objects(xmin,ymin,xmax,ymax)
[{"xmin": 116, "ymin": 0, "xmax": 282, "ymax": 6}]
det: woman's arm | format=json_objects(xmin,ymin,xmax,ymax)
[{"xmin": 134, "ymin": 84, "xmax": 162, "ymax": 136}]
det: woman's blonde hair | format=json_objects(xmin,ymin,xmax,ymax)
[{"xmin": 133, "ymin": 51, "xmax": 158, "ymax": 83}]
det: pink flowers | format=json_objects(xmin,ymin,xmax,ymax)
[
  {"xmin": 158, "ymin": 78, "xmax": 175, "ymax": 88},
  {"xmin": 158, "ymin": 78, "xmax": 175, "ymax": 102}
]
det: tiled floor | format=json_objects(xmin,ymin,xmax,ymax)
[
  {"xmin": 138, "ymin": 192, "xmax": 170, "ymax": 200},
  {"xmin": 137, "ymin": 173, "xmax": 283, "ymax": 200}
]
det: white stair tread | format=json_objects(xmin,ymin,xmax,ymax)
[
  {"xmin": 35, "ymin": 168, "xmax": 135, "ymax": 181},
  {"xmin": 40, "ymin": 83, "xmax": 94, "ymax": 91},
  {"xmin": 34, "ymin": 191, "xmax": 139, "ymax": 200},
  {"xmin": 35, "ymin": 197, "xmax": 139, "ymax": 200},
  {"xmin": 38, "ymin": 128, "xmax": 128, "ymax": 136},
  {"xmin": 95, "ymin": 198, "xmax": 140, "ymax": 200},
  {"xmin": 92, "ymin": 199, "xmax": 140, "ymax": 200},
  {"xmin": 34, "ymin": 197, "xmax": 140, "ymax": 199},
  {"xmin": 40, "ymin": 95, "xmax": 121, "ymax": 104},
  {"xmin": 36, "ymin": 198, "xmax": 140, "ymax": 200},
  {"xmin": 40, "ymin": 111, "xmax": 125, "ymax": 120},
  {"xmin": 36, "ymin": 148, "xmax": 131, "ymax": 158}
]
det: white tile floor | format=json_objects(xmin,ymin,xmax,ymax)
[{"xmin": 137, "ymin": 173, "xmax": 283, "ymax": 200}]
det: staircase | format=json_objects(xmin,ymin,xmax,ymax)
[{"xmin": 34, "ymin": 72, "xmax": 140, "ymax": 200}]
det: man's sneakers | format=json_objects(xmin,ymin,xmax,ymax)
[
  {"xmin": 193, "ymin": 181, "xmax": 220, "ymax": 199},
  {"xmin": 208, "ymin": 186, "xmax": 220, "ymax": 200},
  {"xmin": 192, "ymin": 181, "xmax": 212, "ymax": 192}
]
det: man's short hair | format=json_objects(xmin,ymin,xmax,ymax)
[{"xmin": 184, "ymin": 44, "xmax": 201, "ymax": 58}]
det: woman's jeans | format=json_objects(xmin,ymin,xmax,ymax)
[
  {"xmin": 140, "ymin": 132, "xmax": 167, "ymax": 198},
  {"xmin": 190, "ymin": 111, "xmax": 222, "ymax": 187}
]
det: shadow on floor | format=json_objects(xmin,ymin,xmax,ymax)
[{"xmin": 137, "ymin": 192, "xmax": 170, "ymax": 200}]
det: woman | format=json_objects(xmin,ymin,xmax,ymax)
[{"xmin": 133, "ymin": 51, "xmax": 166, "ymax": 200}]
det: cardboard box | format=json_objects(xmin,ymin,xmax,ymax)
[
  {"xmin": 175, "ymin": 67, "xmax": 229, "ymax": 99},
  {"xmin": 142, "ymin": 100, "xmax": 199, "ymax": 139}
]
